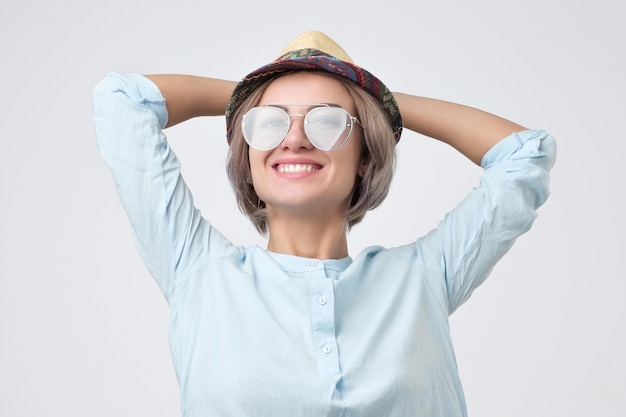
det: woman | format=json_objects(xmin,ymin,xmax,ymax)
[{"xmin": 93, "ymin": 31, "xmax": 556, "ymax": 416}]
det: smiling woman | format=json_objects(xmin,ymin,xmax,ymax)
[
  {"xmin": 245, "ymin": 72, "xmax": 377, "ymax": 253},
  {"xmin": 228, "ymin": 70, "xmax": 397, "ymax": 236},
  {"xmin": 92, "ymin": 30, "xmax": 556, "ymax": 416}
]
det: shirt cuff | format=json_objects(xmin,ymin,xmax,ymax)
[
  {"xmin": 481, "ymin": 129, "xmax": 552, "ymax": 169},
  {"xmin": 104, "ymin": 72, "xmax": 169, "ymax": 129}
]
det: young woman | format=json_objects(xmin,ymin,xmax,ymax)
[{"xmin": 93, "ymin": 31, "xmax": 556, "ymax": 416}]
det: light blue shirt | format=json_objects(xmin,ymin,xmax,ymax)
[{"xmin": 93, "ymin": 73, "xmax": 556, "ymax": 416}]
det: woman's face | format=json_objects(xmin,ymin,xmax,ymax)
[{"xmin": 248, "ymin": 72, "xmax": 365, "ymax": 219}]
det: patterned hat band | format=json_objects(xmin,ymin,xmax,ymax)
[{"xmin": 225, "ymin": 31, "xmax": 403, "ymax": 144}]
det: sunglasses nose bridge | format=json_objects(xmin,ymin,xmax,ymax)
[
  {"xmin": 281, "ymin": 113, "xmax": 313, "ymax": 149},
  {"xmin": 287, "ymin": 112, "xmax": 305, "ymax": 127},
  {"xmin": 286, "ymin": 113, "xmax": 307, "ymax": 134}
]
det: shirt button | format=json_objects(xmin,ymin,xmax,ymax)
[
  {"xmin": 322, "ymin": 345, "xmax": 332, "ymax": 354},
  {"xmin": 318, "ymin": 296, "xmax": 327, "ymax": 305}
]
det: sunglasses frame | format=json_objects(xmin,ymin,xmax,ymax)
[{"xmin": 241, "ymin": 104, "xmax": 362, "ymax": 151}]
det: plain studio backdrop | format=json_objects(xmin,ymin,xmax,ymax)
[{"xmin": 1, "ymin": 0, "xmax": 623, "ymax": 416}]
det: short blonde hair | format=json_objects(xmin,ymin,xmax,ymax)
[{"xmin": 226, "ymin": 72, "xmax": 397, "ymax": 235}]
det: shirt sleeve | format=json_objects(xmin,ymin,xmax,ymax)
[
  {"xmin": 92, "ymin": 72, "xmax": 236, "ymax": 299},
  {"xmin": 417, "ymin": 129, "xmax": 557, "ymax": 314}
]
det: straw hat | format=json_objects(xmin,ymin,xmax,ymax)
[{"xmin": 225, "ymin": 31, "xmax": 402, "ymax": 143}]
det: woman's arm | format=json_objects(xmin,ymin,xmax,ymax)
[
  {"xmin": 393, "ymin": 92, "xmax": 527, "ymax": 165},
  {"xmin": 395, "ymin": 93, "xmax": 557, "ymax": 312},
  {"xmin": 145, "ymin": 74, "xmax": 237, "ymax": 128},
  {"xmin": 93, "ymin": 73, "xmax": 241, "ymax": 297}
]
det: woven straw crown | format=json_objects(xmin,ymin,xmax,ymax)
[
  {"xmin": 225, "ymin": 31, "xmax": 403, "ymax": 143},
  {"xmin": 276, "ymin": 30, "xmax": 354, "ymax": 63}
]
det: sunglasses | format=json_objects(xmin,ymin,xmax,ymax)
[{"xmin": 241, "ymin": 104, "xmax": 362, "ymax": 151}]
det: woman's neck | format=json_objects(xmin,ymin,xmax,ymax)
[{"xmin": 265, "ymin": 212, "xmax": 349, "ymax": 260}]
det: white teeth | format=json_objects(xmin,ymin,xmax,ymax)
[{"xmin": 278, "ymin": 164, "xmax": 318, "ymax": 173}]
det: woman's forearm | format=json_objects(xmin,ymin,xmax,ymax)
[
  {"xmin": 145, "ymin": 74, "xmax": 237, "ymax": 128},
  {"xmin": 393, "ymin": 92, "xmax": 527, "ymax": 165}
]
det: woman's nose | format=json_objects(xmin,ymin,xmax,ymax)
[{"xmin": 280, "ymin": 115, "xmax": 313, "ymax": 150}]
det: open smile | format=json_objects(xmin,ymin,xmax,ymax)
[{"xmin": 274, "ymin": 163, "xmax": 321, "ymax": 173}]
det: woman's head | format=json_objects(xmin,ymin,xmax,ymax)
[
  {"xmin": 227, "ymin": 71, "xmax": 397, "ymax": 234},
  {"xmin": 225, "ymin": 31, "xmax": 401, "ymax": 235}
]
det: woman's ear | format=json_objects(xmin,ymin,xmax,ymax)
[{"xmin": 358, "ymin": 159, "xmax": 368, "ymax": 177}]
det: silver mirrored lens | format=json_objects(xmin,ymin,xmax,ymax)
[
  {"xmin": 242, "ymin": 107, "xmax": 289, "ymax": 150},
  {"xmin": 304, "ymin": 107, "xmax": 352, "ymax": 151}
]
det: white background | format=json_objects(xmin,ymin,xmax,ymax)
[{"xmin": 1, "ymin": 0, "xmax": 624, "ymax": 416}]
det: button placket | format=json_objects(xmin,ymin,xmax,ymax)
[{"xmin": 310, "ymin": 274, "xmax": 340, "ymax": 377}]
